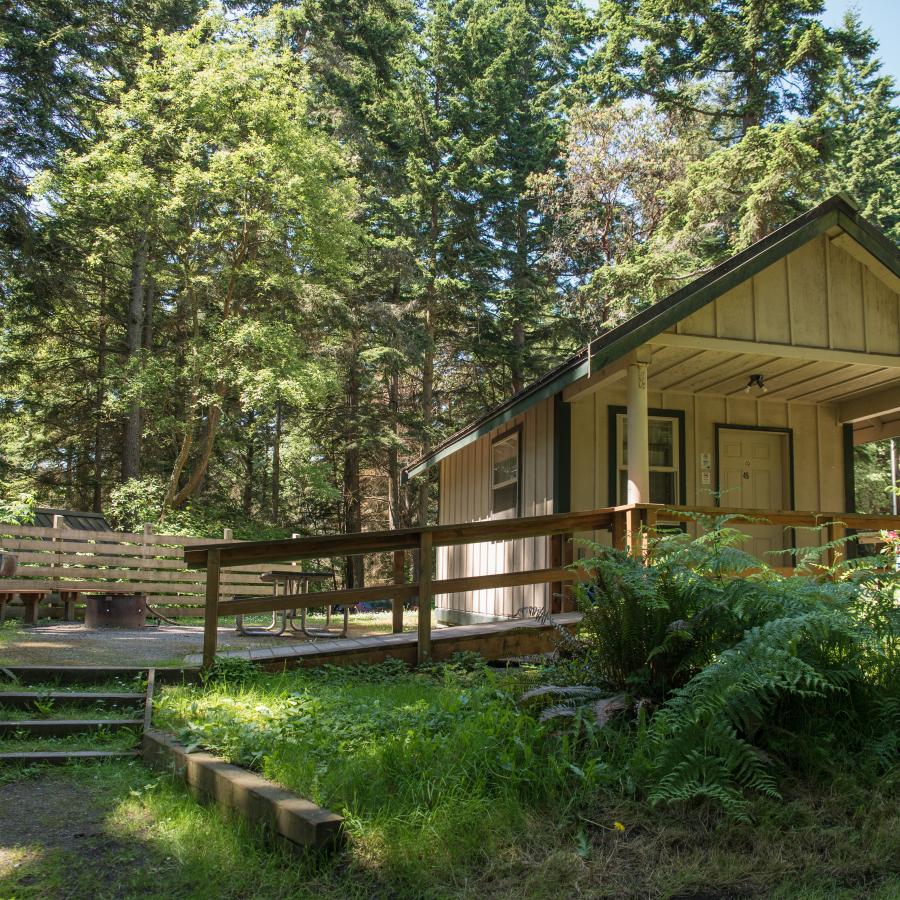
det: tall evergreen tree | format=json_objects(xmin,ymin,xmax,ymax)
[{"xmin": 820, "ymin": 12, "xmax": 900, "ymax": 241}]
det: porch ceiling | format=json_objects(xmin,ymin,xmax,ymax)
[{"xmin": 645, "ymin": 342, "xmax": 900, "ymax": 404}]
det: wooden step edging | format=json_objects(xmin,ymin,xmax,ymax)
[
  {"xmin": 0, "ymin": 749, "xmax": 140, "ymax": 764},
  {"xmin": 0, "ymin": 718, "xmax": 142, "ymax": 736},
  {"xmin": 142, "ymin": 729, "xmax": 343, "ymax": 852},
  {"xmin": 0, "ymin": 691, "xmax": 145, "ymax": 707}
]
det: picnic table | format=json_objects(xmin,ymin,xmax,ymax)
[
  {"xmin": 0, "ymin": 551, "xmax": 80, "ymax": 624},
  {"xmin": 234, "ymin": 569, "xmax": 347, "ymax": 639}
]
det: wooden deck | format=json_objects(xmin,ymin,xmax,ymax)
[{"xmin": 183, "ymin": 612, "xmax": 582, "ymax": 670}]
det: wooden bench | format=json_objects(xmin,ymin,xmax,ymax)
[
  {"xmin": 0, "ymin": 590, "xmax": 49, "ymax": 626},
  {"xmin": 0, "ymin": 522, "xmax": 331, "ymax": 623}
]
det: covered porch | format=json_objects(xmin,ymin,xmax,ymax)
[{"xmin": 565, "ymin": 329, "xmax": 900, "ymax": 566}]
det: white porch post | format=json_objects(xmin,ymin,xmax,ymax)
[{"xmin": 626, "ymin": 360, "xmax": 649, "ymax": 503}]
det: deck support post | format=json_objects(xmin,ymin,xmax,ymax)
[
  {"xmin": 612, "ymin": 509, "xmax": 627, "ymax": 551},
  {"xmin": 392, "ymin": 550, "xmax": 405, "ymax": 633},
  {"xmin": 625, "ymin": 506, "xmax": 643, "ymax": 558},
  {"xmin": 417, "ymin": 532, "xmax": 433, "ymax": 665},
  {"xmin": 826, "ymin": 520, "xmax": 846, "ymax": 570},
  {"xmin": 202, "ymin": 548, "xmax": 222, "ymax": 670}
]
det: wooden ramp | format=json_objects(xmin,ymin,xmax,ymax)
[{"xmin": 183, "ymin": 612, "xmax": 582, "ymax": 670}]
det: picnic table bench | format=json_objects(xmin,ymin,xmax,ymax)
[{"xmin": 234, "ymin": 570, "xmax": 347, "ymax": 638}]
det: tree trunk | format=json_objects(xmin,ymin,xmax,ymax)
[
  {"xmin": 122, "ymin": 232, "xmax": 148, "ymax": 481},
  {"xmin": 142, "ymin": 276, "xmax": 155, "ymax": 351},
  {"xmin": 271, "ymin": 401, "xmax": 282, "ymax": 523},
  {"xmin": 242, "ymin": 412, "xmax": 255, "ymax": 516},
  {"xmin": 510, "ymin": 200, "xmax": 529, "ymax": 395},
  {"xmin": 387, "ymin": 366, "xmax": 401, "ymax": 530},
  {"xmin": 343, "ymin": 354, "xmax": 365, "ymax": 588},
  {"xmin": 93, "ymin": 274, "xmax": 107, "ymax": 513},
  {"xmin": 168, "ymin": 383, "xmax": 226, "ymax": 508}
]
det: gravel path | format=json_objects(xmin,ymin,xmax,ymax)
[{"xmin": 0, "ymin": 612, "xmax": 423, "ymax": 667}]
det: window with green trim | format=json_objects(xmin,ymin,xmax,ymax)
[
  {"xmin": 491, "ymin": 428, "xmax": 521, "ymax": 519},
  {"xmin": 615, "ymin": 413, "xmax": 681, "ymax": 505}
]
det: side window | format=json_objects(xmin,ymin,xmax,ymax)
[
  {"xmin": 491, "ymin": 429, "xmax": 521, "ymax": 519},
  {"xmin": 616, "ymin": 413, "xmax": 680, "ymax": 505}
]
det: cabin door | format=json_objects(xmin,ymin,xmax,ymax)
[{"xmin": 717, "ymin": 428, "xmax": 790, "ymax": 564}]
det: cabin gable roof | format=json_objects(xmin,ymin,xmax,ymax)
[{"xmin": 405, "ymin": 194, "xmax": 900, "ymax": 479}]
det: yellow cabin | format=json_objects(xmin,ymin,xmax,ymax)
[{"xmin": 405, "ymin": 194, "xmax": 900, "ymax": 624}]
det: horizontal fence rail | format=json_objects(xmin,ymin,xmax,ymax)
[
  {"xmin": 188, "ymin": 503, "xmax": 900, "ymax": 668},
  {"xmin": 0, "ymin": 520, "xmax": 328, "ymax": 621},
  {"xmin": 3, "ymin": 503, "xmax": 894, "ymax": 652}
]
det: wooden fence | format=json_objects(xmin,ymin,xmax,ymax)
[
  {"xmin": 0, "ymin": 518, "xmax": 320, "ymax": 620},
  {"xmin": 186, "ymin": 503, "xmax": 900, "ymax": 668}
]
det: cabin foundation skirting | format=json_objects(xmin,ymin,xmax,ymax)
[{"xmin": 435, "ymin": 607, "xmax": 510, "ymax": 626}]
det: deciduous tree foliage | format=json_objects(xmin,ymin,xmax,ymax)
[{"xmin": 0, "ymin": 0, "xmax": 896, "ymax": 548}]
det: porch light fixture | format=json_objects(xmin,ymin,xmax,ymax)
[{"xmin": 744, "ymin": 373, "xmax": 767, "ymax": 394}]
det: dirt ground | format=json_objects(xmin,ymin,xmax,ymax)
[
  {"xmin": 0, "ymin": 767, "xmax": 185, "ymax": 900},
  {"xmin": 0, "ymin": 611, "xmax": 426, "ymax": 667}
]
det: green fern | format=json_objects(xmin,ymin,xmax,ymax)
[{"xmin": 559, "ymin": 517, "xmax": 900, "ymax": 820}]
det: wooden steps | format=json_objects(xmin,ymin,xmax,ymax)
[
  {"xmin": 0, "ymin": 666, "xmax": 155, "ymax": 765},
  {"xmin": 0, "ymin": 691, "xmax": 145, "ymax": 707},
  {"xmin": 0, "ymin": 749, "xmax": 141, "ymax": 764},
  {"xmin": 1, "ymin": 664, "xmax": 192, "ymax": 684},
  {"xmin": 0, "ymin": 718, "xmax": 143, "ymax": 737}
]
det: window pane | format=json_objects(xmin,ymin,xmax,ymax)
[
  {"xmin": 650, "ymin": 470, "xmax": 676, "ymax": 505},
  {"xmin": 619, "ymin": 469, "xmax": 628, "ymax": 504},
  {"xmin": 648, "ymin": 419, "xmax": 674, "ymax": 467},
  {"xmin": 492, "ymin": 436, "xmax": 518, "ymax": 486},
  {"xmin": 493, "ymin": 482, "xmax": 518, "ymax": 518}
]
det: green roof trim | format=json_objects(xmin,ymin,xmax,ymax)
[
  {"xmin": 404, "ymin": 354, "xmax": 588, "ymax": 479},
  {"xmin": 404, "ymin": 195, "xmax": 900, "ymax": 478}
]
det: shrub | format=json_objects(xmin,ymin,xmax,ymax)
[{"xmin": 563, "ymin": 516, "xmax": 900, "ymax": 819}]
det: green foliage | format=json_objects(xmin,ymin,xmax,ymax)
[
  {"xmin": 564, "ymin": 520, "xmax": 900, "ymax": 820},
  {"xmin": 0, "ymin": 491, "xmax": 36, "ymax": 524},
  {"xmin": 155, "ymin": 659, "xmax": 609, "ymax": 887}
]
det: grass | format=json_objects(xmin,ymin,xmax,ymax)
[
  {"xmin": 1, "ymin": 757, "xmax": 898, "ymax": 900},
  {"xmin": 148, "ymin": 657, "xmax": 900, "ymax": 899},
  {"xmin": 0, "ymin": 698, "xmax": 142, "ymax": 721},
  {"xmin": 0, "ymin": 727, "xmax": 141, "ymax": 753}
]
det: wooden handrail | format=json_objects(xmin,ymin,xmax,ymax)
[
  {"xmin": 185, "ymin": 508, "xmax": 616, "ymax": 570},
  {"xmin": 196, "ymin": 503, "xmax": 900, "ymax": 668}
]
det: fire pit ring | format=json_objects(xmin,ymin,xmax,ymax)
[{"xmin": 84, "ymin": 594, "xmax": 148, "ymax": 628}]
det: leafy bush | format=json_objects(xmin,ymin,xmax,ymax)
[
  {"xmin": 563, "ymin": 516, "xmax": 900, "ymax": 820},
  {"xmin": 107, "ymin": 476, "xmax": 292, "ymax": 540},
  {"xmin": 0, "ymin": 492, "xmax": 36, "ymax": 525}
]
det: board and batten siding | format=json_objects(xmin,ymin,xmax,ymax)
[
  {"xmin": 569, "ymin": 387, "xmax": 846, "ymax": 552},
  {"xmin": 674, "ymin": 233, "xmax": 899, "ymax": 353},
  {"xmin": 436, "ymin": 396, "xmax": 555, "ymax": 620},
  {"xmin": 571, "ymin": 233, "xmax": 899, "ymax": 554}
]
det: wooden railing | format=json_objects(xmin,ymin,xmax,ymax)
[
  {"xmin": 185, "ymin": 508, "xmax": 622, "ymax": 667},
  {"xmin": 187, "ymin": 503, "xmax": 900, "ymax": 669}
]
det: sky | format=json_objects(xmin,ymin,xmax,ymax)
[
  {"xmin": 583, "ymin": 0, "xmax": 900, "ymax": 85},
  {"xmin": 821, "ymin": 0, "xmax": 899, "ymax": 83}
]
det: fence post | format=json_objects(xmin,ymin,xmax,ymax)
[
  {"xmin": 612, "ymin": 509, "xmax": 627, "ymax": 552},
  {"xmin": 644, "ymin": 507, "xmax": 658, "ymax": 563},
  {"xmin": 417, "ymin": 531, "xmax": 433, "ymax": 665},
  {"xmin": 826, "ymin": 520, "xmax": 845, "ymax": 570},
  {"xmin": 222, "ymin": 528, "xmax": 233, "ymax": 610},
  {"xmin": 549, "ymin": 533, "xmax": 562, "ymax": 613},
  {"xmin": 625, "ymin": 506, "xmax": 642, "ymax": 558},
  {"xmin": 392, "ymin": 549, "xmax": 405, "ymax": 633},
  {"xmin": 52, "ymin": 514, "xmax": 72, "ymax": 621},
  {"xmin": 561, "ymin": 532, "xmax": 575, "ymax": 612},
  {"xmin": 140, "ymin": 523, "xmax": 153, "ymax": 622},
  {"xmin": 202, "ymin": 548, "xmax": 222, "ymax": 669}
]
